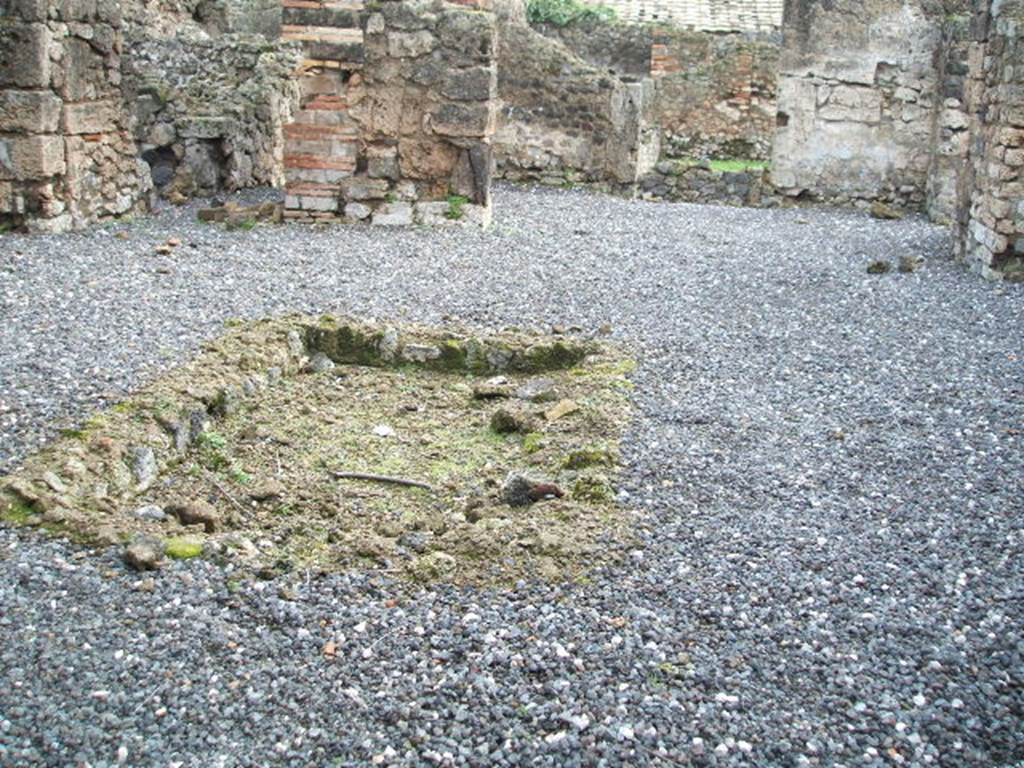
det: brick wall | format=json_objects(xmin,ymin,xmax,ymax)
[{"xmin": 283, "ymin": 0, "xmax": 498, "ymax": 226}]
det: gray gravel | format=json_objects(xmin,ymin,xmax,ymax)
[{"xmin": 1, "ymin": 185, "xmax": 1023, "ymax": 766}]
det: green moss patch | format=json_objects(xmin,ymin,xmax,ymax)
[{"xmin": 165, "ymin": 537, "xmax": 204, "ymax": 559}]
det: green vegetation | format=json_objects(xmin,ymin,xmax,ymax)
[
  {"xmin": 196, "ymin": 431, "xmax": 231, "ymax": 471},
  {"xmin": 165, "ymin": 537, "xmax": 204, "ymax": 559},
  {"xmin": 526, "ymin": 0, "xmax": 616, "ymax": 27},
  {"xmin": 445, "ymin": 194, "xmax": 469, "ymax": 221},
  {"xmin": 676, "ymin": 158, "xmax": 770, "ymax": 173},
  {"xmin": 1, "ymin": 500, "xmax": 35, "ymax": 524}
]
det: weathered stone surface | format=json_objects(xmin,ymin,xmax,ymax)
[
  {"xmin": 387, "ymin": 30, "xmax": 436, "ymax": 58},
  {"xmin": 344, "ymin": 201, "xmax": 373, "ymax": 220},
  {"xmin": 0, "ymin": 136, "xmax": 66, "ymax": 181},
  {"xmin": 63, "ymin": 100, "xmax": 119, "ymax": 135},
  {"xmin": 0, "ymin": 23, "xmax": 51, "ymax": 89},
  {"xmin": 440, "ymin": 67, "xmax": 495, "ymax": 102},
  {"xmin": 0, "ymin": 91, "xmax": 61, "ymax": 134},
  {"xmin": 430, "ymin": 103, "xmax": 492, "ymax": 137},
  {"xmin": 371, "ymin": 201, "xmax": 413, "ymax": 226},
  {"xmin": 341, "ymin": 176, "xmax": 389, "ymax": 201}
]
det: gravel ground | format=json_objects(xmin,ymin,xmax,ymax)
[{"xmin": 1, "ymin": 185, "xmax": 1022, "ymax": 767}]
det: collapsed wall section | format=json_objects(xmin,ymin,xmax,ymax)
[
  {"xmin": 0, "ymin": 0, "xmax": 149, "ymax": 232},
  {"xmin": 282, "ymin": 0, "xmax": 498, "ymax": 226}
]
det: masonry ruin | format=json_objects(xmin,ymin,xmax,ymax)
[
  {"xmin": 1, "ymin": 316, "xmax": 637, "ymax": 584},
  {"xmin": 1, "ymin": 0, "xmax": 1021, "ymax": 279}
]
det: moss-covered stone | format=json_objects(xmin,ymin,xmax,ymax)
[
  {"xmin": 572, "ymin": 473, "xmax": 614, "ymax": 502},
  {"xmin": 563, "ymin": 446, "xmax": 616, "ymax": 469},
  {"xmin": 165, "ymin": 536, "xmax": 204, "ymax": 559}
]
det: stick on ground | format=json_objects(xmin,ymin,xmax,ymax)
[{"xmin": 329, "ymin": 471, "xmax": 434, "ymax": 492}]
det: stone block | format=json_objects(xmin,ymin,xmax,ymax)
[
  {"xmin": 55, "ymin": 0, "xmax": 98, "ymax": 22},
  {"xmin": 366, "ymin": 145, "xmax": 400, "ymax": 180},
  {"xmin": 436, "ymin": 9, "xmax": 495, "ymax": 66},
  {"xmin": 178, "ymin": 117, "xmax": 233, "ymax": 140},
  {"xmin": 817, "ymin": 85, "xmax": 882, "ymax": 125},
  {"xmin": 0, "ymin": 90, "xmax": 62, "ymax": 133},
  {"xmin": 63, "ymin": 100, "xmax": 119, "ymax": 135},
  {"xmin": 387, "ymin": 30, "xmax": 436, "ymax": 59},
  {"xmin": 0, "ymin": 135, "xmax": 66, "ymax": 180},
  {"xmin": 8, "ymin": 0, "xmax": 48, "ymax": 21},
  {"xmin": 0, "ymin": 23, "xmax": 51, "ymax": 88},
  {"xmin": 344, "ymin": 201, "xmax": 373, "ymax": 220},
  {"xmin": 0, "ymin": 180, "xmax": 13, "ymax": 212},
  {"xmin": 59, "ymin": 38, "xmax": 110, "ymax": 101},
  {"xmin": 440, "ymin": 67, "xmax": 495, "ymax": 102},
  {"xmin": 430, "ymin": 103, "xmax": 493, "ymax": 137},
  {"xmin": 399, "ymin": 138, "xmax": 458, "ymax": 180},
  {"xmin": 340, "ymin": 176, "xmax": 388, "ymax": 200},
  {"xmin": 371, "ymin": 201, "xmax": 413, "ymax": 226}
]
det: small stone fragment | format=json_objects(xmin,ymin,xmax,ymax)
[
  {"xmin": 248, "ymin": 479, "xmax": 285, "ymax": 502},
  {"xmin": 515, "ymin": 378, "xmax": 558, "ymax": 403},
  {"xmin": 373, "ymin": 424, "xmax": 396, "ymax": 438},
  {"xmin": 167, "ymin": 499, "xmax": 220, "ymax": 533},
  {"xmin": 473, "ymin": 376, "xmax": 512, "ymax": 399},
  {"xmin": 545, "ymin": 399, "xmax": 580, "ymax": 421},
  {"xmin": 304, "ymin": 352, "xmax": 336, "ymax": 374},
  {"xmin": 124, "ymin": 536, "xmax": 165, "ymax": 571},
  {"xmin": 490, "ymin": 406, "xmax": 538, "ymax": 434},
  {"xmin": 867, "ymin": 260, "xmax": 892, "ymax": 275},
  {"xmin": 126, "ymin": 445, "xmax": 158, "ymax": 491},
  {"xmin": 41, "ymin": 471, "xmax": 67, "ymax": 494},
  {"xmin": 898, "ymin": 255, "xmax": 925, "ymax": 273},
  {"xmin": 133, "ymin": 504, "xmax": 166, "ymax": 521},
  {"xmin": 869, "ymin": 201, "xmax": 903, "ymax": 220}
]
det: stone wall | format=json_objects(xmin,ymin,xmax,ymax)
[
  {"xmin": 282, "ymin": 0, "xmax": 497, "ymax": 226},
  {"xmin": 637, "ymin": 159, "xmax": 772, "ymax": 206},
  {"xmin": 589, "ymin": 0, "xmax": 782, "ymax": 31},
  {"xmin": 1, "ymin": 0, "xmax": 150, "ymax": 232},
  {"xmin": 954, "ymin": 0, "xmax": 1024, "ymax": 280},
  {"xmin": 519, "ymin": 18, "xmax": 778, "ymax": 180},
  {"xmin": 926, "ymin": 15, "xmax": 971, "ymax": 224},
  {"xmin": 650, "ymin": 29, "xmax": 778, "ymax": 161},
  {"xmin": 494, "ymin": 16, "xmax": 659, "ymax": 185},
  {"xmin": 123, "ymin": 33, "xmax": 300, "ymax": 201},
  {"xmin": 771, "ymin": 0, "xmax": 943, "ymax": 209}
]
